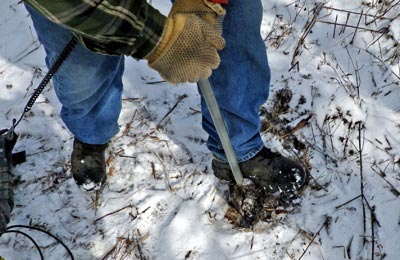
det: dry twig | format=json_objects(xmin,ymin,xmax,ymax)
[{"xmin": 298, "ymin": 216, "xmax": 331, "ymax": 260}]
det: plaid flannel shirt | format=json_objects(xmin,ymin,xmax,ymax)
[{"xmin": 24, "ymin": 0, "xmax": 167, "ymax": 59}]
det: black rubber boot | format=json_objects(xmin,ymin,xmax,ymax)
[
  {"xmin": 212, "ymin": 147, "xmax": 306, "ymax": 199},
  {"xmin": 71, "ymin": 139, "xmax": 107, "ymax": 191}
]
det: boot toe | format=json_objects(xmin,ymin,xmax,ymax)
[
  {"xmin": 212, "ymin": 147, "xmax": 307, "ymax": 198},
  {"xmin": 71, "ymin": 139, "xmax": 107, "ymax": 191}
]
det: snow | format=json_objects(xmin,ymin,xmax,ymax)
[{"xmin": 1, "ymin": 0, "xmax": 400, "ymax": 259}]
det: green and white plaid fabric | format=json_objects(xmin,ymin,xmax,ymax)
[{"xmin": 24, "ymin": 0, "xmax": 167, "ymax": 58}]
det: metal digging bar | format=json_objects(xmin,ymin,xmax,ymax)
[{"xmin": 198, "ymin": 78, "xmax": 243, "ymax": 185}]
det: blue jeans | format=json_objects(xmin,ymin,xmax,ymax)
[{"xmin": 25, "ymin": 0, "xmax": 270, "ymax": 162}]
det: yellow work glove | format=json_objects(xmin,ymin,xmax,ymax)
[{"xmin": 146, "ymin": 1, "xmax": 226, "ymax": 84}]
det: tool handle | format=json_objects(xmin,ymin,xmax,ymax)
[{"xmin": 198, "ymin": 78, "xmax": 243, "ymax": 185}]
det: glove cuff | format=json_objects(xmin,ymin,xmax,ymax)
[
  {"xmin": 209, "ymin": 0, "xmax": 228, "ymax": 4},
  {"xmin": 146, "ymin": 18, "xmax": 174, "ymax": 62}
]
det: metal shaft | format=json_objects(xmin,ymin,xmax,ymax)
[{"xmin": 198, "ymin": 78, "xmax": 243, "ymax": 185}]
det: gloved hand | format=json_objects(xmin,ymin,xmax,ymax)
[{"xmin": 146, "ymin": 0, "xmax": 226, "ymax": 84}]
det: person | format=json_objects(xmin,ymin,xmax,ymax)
[{"xmin": 22, "ymin": 0, "xmax": 306, "ymax": 201}]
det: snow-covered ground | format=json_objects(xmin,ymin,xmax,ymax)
[{"xmin": 1, "ymin": 0, "xmax": 400, "ymax": 259}]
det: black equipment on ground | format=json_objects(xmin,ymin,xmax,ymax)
[{"xmin": 0, "ymin": 37, "xmax": 77, "ymax": 259}]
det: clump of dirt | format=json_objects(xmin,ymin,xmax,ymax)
[
  {"xmin": 271, "ymin": 87, "xmax": 293, "ymax": 116},
  {"xmin": 224, "ymin": 184, "xmax": 293, "ymax": 228},
  {"xmin": 260, "ymin": 88, "xmax": 310, "ymax": 152},
  {"xmin": 260, "ymin": 88, "xmax": 294, "ymax": 134}
]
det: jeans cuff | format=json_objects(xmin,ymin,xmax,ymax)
[{"xmin": 212, "ymin": 143, "xmax": 265, "ymax": 163}]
